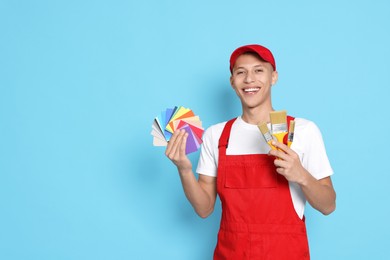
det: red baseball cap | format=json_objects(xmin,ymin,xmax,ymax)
[{"xmin": 229, "ymin": 44, "xmax": 276, "ymax": 73}]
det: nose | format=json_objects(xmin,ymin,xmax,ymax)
[{"xmin": 244, "ymin": 71, "xmax": 255, "ymax": 83}]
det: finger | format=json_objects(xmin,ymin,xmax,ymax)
[
  {"xmin": 271, "ymin": 140, "xmax": 292, "ymax": 155},
  {"xmin": 275, "ymin": 166, "xmax": 283, "ymax": 173},
  {"xmin": 272, "ymin": 140, "xmax": 301, "ymax": 163},
  {"xmin": 273, "ymin": 158, "xmax": 288, "ymax": 169},
  {"xmin": 269, "ymin": 149, "xmax": 289, "ymax": 161},
  {"xmin": 275, "ymin": 167, "xmax": 285, "ymax": 175},
  {"xmin": 179, "ymin": 131, "xmax": 188, "ymax": 155},
  {"xmin": 172, "ymin": 130, "xmax": 186, "ymax": 154},
  {"xmin": 166, "ymin": 130, "xmax": 184, "ymax": 157},
  {"xmin": 165, "ymin": 130, "xmax": 179, "ymax": 154}
]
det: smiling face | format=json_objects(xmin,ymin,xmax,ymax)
[{"xmin": 230, "ymin": 53, "xmax": 278, "ymax": 111}]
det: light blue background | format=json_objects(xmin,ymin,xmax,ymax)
[{"xmin": 1, "ymin": 0, "xmax": 389, "ymax": 259}]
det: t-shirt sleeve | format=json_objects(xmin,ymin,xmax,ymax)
[
  {"xmin": 196, "ymin": 126, "xmax": 218, "ymax": 177},
  {"xmin": 302, "ymin": 121, "xmax": 334, "ymax": 180}
]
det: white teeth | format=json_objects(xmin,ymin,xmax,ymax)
[{"xmin": 244, "ymin": 88, "xmax": 260, "ymax": 92}]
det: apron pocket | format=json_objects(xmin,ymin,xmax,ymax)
[{"xmin": 225, "ymin": 163, "xmax": 278, "ymax": 189}]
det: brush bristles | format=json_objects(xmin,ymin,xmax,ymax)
[
  {"xmin": 257, "ymin": 122, "xmax": 270, "ymax": 134},
  {"xmin": 270, "ymin": 110, "xmax": 287, "ymax": 125},
  {"xmin": 288, "ymin": 120, "xmax": 295, "ymax": 133}
]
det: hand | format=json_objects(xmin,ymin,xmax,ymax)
[
  {"xmin": 165, "ymin": 129, "xmax": 192, "ymax": 173},
  {"xmin": 268, "ymin": 140, "xmax": 308, "ymax": 185}
]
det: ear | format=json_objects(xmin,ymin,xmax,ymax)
[
  {"xmin": 271, "ymin": 70, "xmax": 278, "ymax": 86},
  {"xmin": 230, "ymin": 75, "xmax": 235, "ymax": 89}
]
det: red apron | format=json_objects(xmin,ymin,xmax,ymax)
[{"xmin": 214, "ymin": 118, "xmax": 310, "ymax": 260}]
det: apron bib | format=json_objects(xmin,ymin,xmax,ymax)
[{"xmin": 214, "ymin": 117, "xmax": 310, "ymax": 260}]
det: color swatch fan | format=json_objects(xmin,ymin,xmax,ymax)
[{"xmin": 151, "ymin": 106, "xmax": 204, "ymax": 154}]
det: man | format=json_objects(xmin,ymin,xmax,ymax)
[{"xmin": 165, "ymin": 44, "xmax": 336, "ymax": 259}]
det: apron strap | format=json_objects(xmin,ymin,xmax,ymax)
[
  {"xmin": 218, "ymin": 118, "xmax": 237, "ymax": 154},
  {"xmin": 287, "ymin": 115, "xmax": 295, "ymax": 129}
]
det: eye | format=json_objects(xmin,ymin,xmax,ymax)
[
  {"xmin": 235, "ymin": 70, "xmax": 245, "ymax": 75},
  {"xmin": 255, "ymin": 69, "xmax": 264, "ymax": 73}
]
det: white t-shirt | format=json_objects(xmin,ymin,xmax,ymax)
[{"xmin": 196, "ymin": 116, "xmax": 333, "ymax": 219}]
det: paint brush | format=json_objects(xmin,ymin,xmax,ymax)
[
  {"xmin": 270, "ymin": 110, "xmax": 288, "ymax": 145},
  {"xmin": 287, "ymin": 120, "xmax": 295, "ymax": 147},
  {"xmin": 257, "ymin": 122, "xmax": 277, "ymax": 150}
]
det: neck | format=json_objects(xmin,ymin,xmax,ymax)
[{"xmin": 241, "ymin": 104, "xmax": 274, "ymax": 125}]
